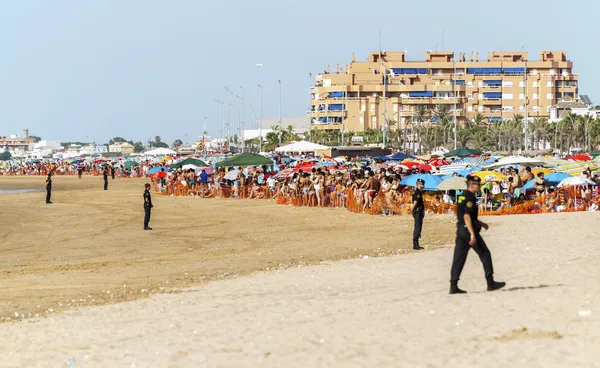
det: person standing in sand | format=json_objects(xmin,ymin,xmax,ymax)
[
  {"xmin": 408, "ymin": 178, "xmax": 425, "ymax": 250},
  {"xmin": 45, "ymin": 172, "xmax": 53, "ymax": 204},
  {"xmin": 143, "ymin": 183, "xmax": 153, "ymax": 230},
  {"xmin": 103, "ymin": 166, "xmax": 109, "ymax": 190},
  {"xmin": 450, "ymin": 175, "xmax": 505, "ymax": 294}
]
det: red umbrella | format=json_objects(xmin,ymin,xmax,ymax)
[
  {"xmin": 428, "ymin": 158, "xmax": 449, "ymax": 167},
  {"xmin": 402, "ymin": 162, "xmax": 421, "ymax": 169},
  {"xmin": 418, "ymin": 164, "xmax": 435, "ymax": 172},
  {"xmin": 566, "ymin": 154, "xmax": 592, "ymax": 161},
  {"xmin": 151, "ymin": 171, "xmax": 168, "ymax": 179}
]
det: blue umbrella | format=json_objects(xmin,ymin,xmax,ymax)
[
  {"xmin": 148, "ymin": 167, "xmax": 165, "ymax": 175},
  {"xmin": 400, "ymin": 174, "xmax": 444, "ymax": 191},
  {"xmin": 523, "ymin": 172, "xmax": 570, "ymax": 189}
]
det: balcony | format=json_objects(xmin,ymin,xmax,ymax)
[
  {"xmin": 480, "ymin": 98, "xmax": 502, "ymax": 104},
  {"xmin": 311, "ymin": 123, "xmax": 342, "ymax": 131},
  {"xmin": 310, "ymin": 110, "xmax": 348, "ymax": 117}
]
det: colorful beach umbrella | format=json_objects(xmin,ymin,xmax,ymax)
[
  {"xmin": 400, "ymin": 174, "xmax": 444, "ymax": 191},
  {"xmin": 472, "ymin": 171, "xmax": 506, "ymax": 182},
  {"xmin": 437, "ymin": 176, "xmax": 467, "ymax": 191}
]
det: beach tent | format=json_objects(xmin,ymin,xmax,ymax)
[
  {"xmin": 437, "ymin": 176, "xmax": 467, "ymax": 190},
  {"xmin": 215, "ymin": 153, "xmax": 273, "ymax": 168},
  {"xmin": 400, "ymin": 174, "xmax": 444, "ymax": 191},
  {"xmin": 275, "ymin": 141, "xmax": 328, "ymax": 153},
  {"xmin": 444, "ymin": 148, "xmax": 482, "ymax": 158},
  {"xmin": 170, "ymin": 158, "xmax": 208, "ymax": 169},
  {"xmin": 145, "ymin": 148, "xmax": 177, "ymax": 156}
]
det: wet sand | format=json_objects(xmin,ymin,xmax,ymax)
[{"xmin": 0, "ymin": 176, "xmax": 455, "ymax": 321}]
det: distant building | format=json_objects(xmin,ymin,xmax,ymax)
[
  {"xmin": 0, "ymin": 129, "xmax": 36, "ymax": 151},
  {"xmin": 108, "ymin": 142, "xmax": 134, "ymax": 156},
  {"xmin": 243, "ymin": 116, "xmax": 310, "ymax": 140},
  {"xmin": 310, "ymin": 50, "xmax": 579, "ymax": 131},
  {"xmin": 549, "ymin": 100, "xmax": 599, "ymax": 122}
]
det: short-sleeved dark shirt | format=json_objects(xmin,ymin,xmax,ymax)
[
  {"xmin": 143, "ymin": 189, "xmax": 152, "ymax": 208},
  {"xmin": 457, "ymin": 190, "xmax": 479, "ymax": 232},
  {"xmin": 412, "ymin": 189, "xmax": 425, "ymax": 211}
]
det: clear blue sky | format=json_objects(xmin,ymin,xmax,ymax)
[{"xmin": 0, "ymin": 0, "xmax": 597, "ymax": 145}]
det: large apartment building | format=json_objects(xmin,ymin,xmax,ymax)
[{"xmin": 308, "ymin": 50, "xmax": 578, "ymax": 132}]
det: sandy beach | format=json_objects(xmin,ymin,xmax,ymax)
[{"xmin": 1, "ymin": 176, "xmax": 599, "ymax": 367}]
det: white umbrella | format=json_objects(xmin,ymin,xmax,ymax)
[
  {"xmin": 182, "ymin": 164, "xmax": 199, "ymax": 171},
  {"xmin": 437, "ymin": 176, "xmax": 467, "ymax": 191},
  {"xmin": 145, "ymin": 147, "xmax": 177, "ymax": 156},
  {"xmin": 484, "ymin": 156, "xmax": 552, "ymax": 170},
  {"xmin": 224, "ymin": 170, "xmax": 239, "ymax": 181},
  {"xmin": 557, "ymin": 176, "xmax": 596, "ymax": 188}
]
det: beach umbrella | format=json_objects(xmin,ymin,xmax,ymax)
[
  {"xmin": 123, "ymin": 161, "xmax": 137, "ymax": 169},
  {"xmin": 566, "ymin": 153, "xmax": 592, "ymax": 161},
  {"xmin": 437, "ymin": 176, "xmax": 467, "ymax": 191},
  {"xmin": 400, "ymin": 174, "xmax": 444, "ymax": 191},
  {"xmin": 386, "ymin": 151, "xmax": 415, "ymax": 161},
  {"xmin": 523, "ymin": 172, "xmax": 571, "ymax": 190},
  {"xmin": 150, "ymin": 171, "xmax": 167, "ymax": 179},
  {"xmin": 428, "ymin": 158, "xmax": 449, "ymax": 167},
  {"xmin": 148, "ymin": 167, "xmax": 165, "ymax": 175},
  {"xmin": 444, "ymin": 148, "xmax": 483, "ymax": 158},
  {"xmin": 531, "ymin": 168, "xmax": 554, "ymax": 176},
  {"xmin": 472, "ymin": 171, "xmax": 506, "ymax": 183},
  {"xmin": 194, "ymin": 166, "xmax": 214, "ymax": 175},
  {"xmin": 170, "ymin": 158, "xmax": 208, "ymax": 169},
  {"xmin": 224, "ymin": 169, "xmax": 241, "ymax": 181},
  {"xmin": 557, "ymin": 176, "xmax": 596, "ymax": 188},
  {"xmin": 418, "ymin": 164, "xmax": 435, "ymax": 172},
  {"xmin": 215, "ymin": 153, "xmax": 273, "ymax": 168}
]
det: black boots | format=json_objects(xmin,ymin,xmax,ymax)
[
  {"xmin": 487, "ymin": 278, "xmax": 506, "ymax": 291},
  {"xmin": 449, "ymin": 282, "xmax": 467, "ymax": 294},
  {"xmin": 413, "ymin": 240, "xmax": 424, "ymax": 250}
]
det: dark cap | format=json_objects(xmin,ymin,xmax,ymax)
[
  {"xmin": 466, "ymin": 175, "xmax": 482, "ymax": 184},
  {"xmin": 416, "ymin": 178, "xmax": 425, "ymax": 184}
]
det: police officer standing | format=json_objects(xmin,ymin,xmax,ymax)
[
  {"xmin": 450, "ymin": 175, "xmax": 505, "ymax": 294},
  {"xmin": 45, "ymin": 171, "xmax": 53, "ymax": 204},
  {"xmin": 110, "ymin": 164, "xmax": 116, "ymax": 180},
  {"xmin": 409, "ymin": 178, "xmax": 425, "ymax": 250},
  {"xmin": 103, "ymin": 166, "xmax": 109, "ymax": 190},
  {"xmin": 143, "ymin": 183, "xmax": 153, "ymax": 230}
]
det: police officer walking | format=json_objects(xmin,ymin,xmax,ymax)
[
  {"xmin": 450, "ymin": 175, "xmax": 505, "ymax": 294},
  {"xmin": 45, "ymin": 172, "xmax": 53, "ymax": 204},
  {"xmin": 143, "ymin": 183, "xmax": 153, "ymax": 230},
  {"xmin": 409, "ymin": 178, "xmax": 425, "ymax": 250},
  {"xmin": 103, "ymin": 166, "xmax": 109, "ymax": 190}
]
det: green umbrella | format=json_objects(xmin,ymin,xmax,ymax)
[
  {"xmin": 123, "ymin": 161, "xmax": 138, "ymax": 168},
  {"xmin": 591, "ymin": 151, "xmax": 600, "ymax": 157},
  {"xmin": 170, "ymin": 158, "xmax": 208, "ymax": 169},
  {"xmin": 444, "ymin": 147, "xmax": 483, "ymax": 158},
  {"xmin": 215, "ymin": 153, "xmax": 273, "ymax": 168}
]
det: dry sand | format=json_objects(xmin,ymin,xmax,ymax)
[
  {"xmin": 0, "ymin": 176, "xmax": 453, "ymax": 320},
  {"xmin": 1, "ymin": 176, "xmax": 599, "ymax": 367}
]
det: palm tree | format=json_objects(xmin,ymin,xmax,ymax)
[
  {"xmin": 456, "ymin": 127, "xmax": 471, "ymax": 148},
  {"xmin": 470, "ymin": 128, "xmax": 494, "ymax": 151},
  {"xmin": 471, "ymin": 112, "xmax": 485, "ymax": 128},
  {"xmin": 578, "ymin": 114, "xmax": 594, "ymax": 152}
]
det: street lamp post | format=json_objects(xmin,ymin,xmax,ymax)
[
  {"xmin": 258, "ymin": 85, "xmax": 263, "ymax": 153},
  {"xmin": 240, "ymin": 86, "xmax": 245, "ymax": 153},
  {"xmin": 453, "ymin": 58, "xmax": 457, "ymax": 150},
  {"xmin": 382, "ymin": 63, "xmax": 388, "ymax": 148},
  {"xmin": 278, "ymin": 80, "xmax": 282, "ymax": 145}
]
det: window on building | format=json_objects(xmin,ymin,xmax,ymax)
[
  {"xmin": 435, "ymin": 81, "xmax": 441, "ymax": 86},
  {"xmin": 532, "ymin": 69, "xmax": 538, "ymax": 75},
  {"xmin": 467, "ymin": 106, "xmax": 473, "ymax": 112},
  {"xmin": 445, "ymin": 81, "xmax": 451, "ymax": 86},
  {"xmin": 533, "ymin": 93, "xmax": 539, "ymax": 99},
  {"xmin": 371, "ymin": 116, "xmax": 377, "ymax": 126},
  {"xmin": 467, "ymin": 81, "xmax": 473, "ymax": 87},
  {"xmin": 532, "ymin": 81, "xmax": 538, "ymax": 87},
  {"xmin": 478, "ymin": 106, "xmax": 484, "ymax": 112},
  {"xmin": 370, "ymin": 104, "xmax": 375, "ymax": 112},
  {"xmin": 519, "ymin": 94, "xmax": 525, "ymax": 99},
  {"xmin": 519, "ymin": 106, "xmax": 524, "ymax": 111},
  {"xmin": 478, "ymin": 81, "xmax": 483, "ymax": 87},
  {"xmin": 549, "ymin": 69, "xmax": 556, "ymax": 75},
  {"xmin": 360, "ymin": 117, "xmax": 364, "ymax": 126},
  {"xmin": 503, "ymin": 106, "xmax": 514, "ymax": 111},
  {"xmin": 503, "ymin": 93, "xmax": 513, "ymax": 100},
  {"xmin": 547, "ymin": 81, "xmax": 553, "ymax": 87},
  {"xmin": 361, "ymin": 104, "xmax": 366, "ymax": 112},
  {"xmin": 546, "ymin": 93, "xmax": 553, "ymax": 99},
  {"xmin": 519, "ymin": 81, "xmax": 525, "ymax": 87},
  {"xmin": 467, "ymin": 94, "xmax": 474, "ymax": 100},
  {"xmin": 393, "ymin": 104, "xmax": 398, "ymax": 112},
  {"xmin": 502, "ymin": 81, "xmax": 513, "ymax": 87}
]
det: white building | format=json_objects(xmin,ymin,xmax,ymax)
[
  {"xmin": 549, "ymin": 100, "xmax": 600, "ymax": 123},
  {"xmin": 243, "ymin": 116, "xmax": 310, "ymax": 140}
]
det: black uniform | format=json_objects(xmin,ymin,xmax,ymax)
[
  {"xmin": 450, "ymin": 190, "xmax": 494, "ymax": 285},
  {"xmin": 412, "ymin": 188, "xmax": 425, "ymax": 248},
  {"xmin": 111, "ymin": 167, "xmax": 115, "ymax": 180},
  {"xmin": 77, "ymin": 166, "xmax": 83, "ymax": 179},
  {"xmin": 45, "ymin": 176, "xmax": 52, "ymax": 204},
  {"xmin": 103, "ymin": 169, "xmax": 108, "ymax": 190},
  {"xmin": 143, "ymin": 189, "xmax": 153, "ymax": 229}
]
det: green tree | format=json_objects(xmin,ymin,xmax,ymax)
[
  {"xmin": 133, "ymin": 142, "xmax": 145, "ymax": 153},
  {"xmin": 173, "ymin": 139, "xmax": 183, "ymax": 148},
  {"xmin": 109, "ymin": 137, "xmax": 128, "ymax": 145},
  {"xmin": 29, "ymin": 135, "xmax": 42, "ymax": 143},
  {"xmin": 0, "ymin": 150, "xmax": 11, "ymax": 161}
]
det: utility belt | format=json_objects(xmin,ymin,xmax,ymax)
[{"xmin": 413, "ymin": 207, "xmax": 424, "ymax": 214}]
